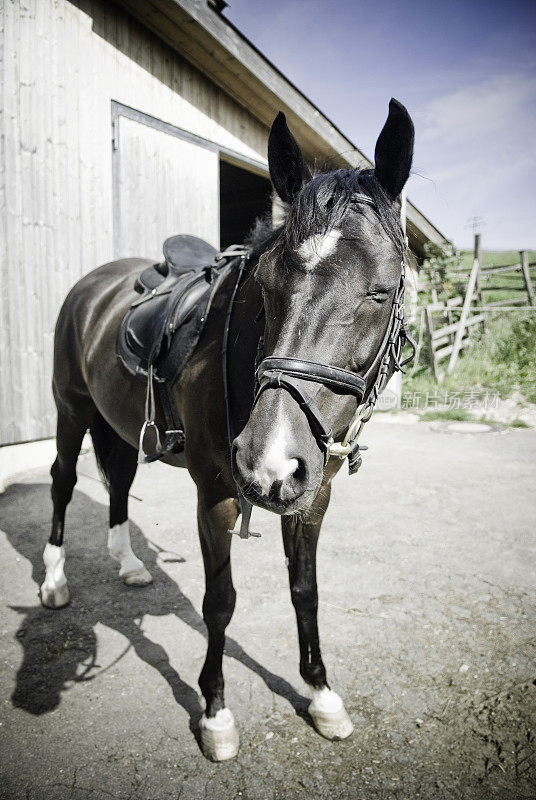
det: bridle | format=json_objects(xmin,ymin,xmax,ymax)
[
  {"xmin": 226, "ymin": 195, "xmax": 416, "ymax": 538},
  {"xmin": 253, "ymin": 198, "xmax": 416, "ymax": 475}
]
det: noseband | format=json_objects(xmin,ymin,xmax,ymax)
[{"xmin": 254, "ymin": 213, "xmax": 416, "ymax": 475}]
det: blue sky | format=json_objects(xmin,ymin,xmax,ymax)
[{"xmin": 224, "ymin": 0, "xmax": 536, "ymax": 250}]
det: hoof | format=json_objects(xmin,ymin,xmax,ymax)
[
  {"xmin": 199, "ymin": 708, "xmax": 239, "ymax": 761},
  {"xmin": 309, "ymin": 690, "xmax": 354, "ymax": 740},
  {"xmin": 121, "ymin": 566, "xmax": 153, "ymax": 586},
  {"xmin": 40, "ymin": 582, "xmax": 70, "ymax": 609}
]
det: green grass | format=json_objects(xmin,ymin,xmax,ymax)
[
  {"xmin": 457, "ymin": 250, "xmax": 536, "ymax": 271},
  {"xmin": 408, "ymin": 249, "xmax": 536, "ymax": 409},
  {"xmin": 506, "ymin": 418, "xmax": 530, "ymax": 429},
  {"xmin": 404, "ymin": 309, "xmax": 536, "ymax": 403},
  {"xmin": 415, "ymin": 410, "xmax": 532, "ymax": 428},
  {"xmin": 420, "ymin": 408, "xmax": 472, "ymax": 422},
  {"xmin": 477, "ymin": 416, "xmax": 532, "ymax": 429}
]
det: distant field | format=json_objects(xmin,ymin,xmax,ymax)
[
  {"xmin": 458, "ymin": 250, "xmax": 536, "ymax": 270},
  {"xmin": 455, "ymin": 250, "xmax": 536, "ymax": 305}
]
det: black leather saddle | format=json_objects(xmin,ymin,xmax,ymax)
[
  {"xmin": 117, "ymin": 234, "xmax": 247, "ymax": 463},
  {"xmin": 134, "ymin": 234, "xmax": 219, "ymax": 293},
  {"xmin": 118, "ymin": 234, "xmax": 223, "ymax": 383}
]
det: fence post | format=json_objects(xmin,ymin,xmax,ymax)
[
  {"xmin": 520, "ymin": 250, "xmax": 535, "ymax": 306},
  {"xmin": 447, "ymin": 256, "xmax": 480, "ymax": 374},
  {"xmin": 474, "ymin": 233, "xmax": 483, "ymax": 306},
  {"xmin": 424, "ymin": 306, "xmax": 439, "ymax": 381}
]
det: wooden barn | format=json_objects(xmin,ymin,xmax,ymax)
[{"xmin": 0, "ymin": 0, "xmax": 446, "ymax": 446}]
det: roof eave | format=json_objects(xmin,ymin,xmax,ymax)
[{"xmin": 115, "ymin": 0, "xmax": 448, "ymax": 252}]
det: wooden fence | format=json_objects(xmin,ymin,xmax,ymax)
[{"xmin": 422, "ymin": 235, "xmax": 536, "ymax": 380}]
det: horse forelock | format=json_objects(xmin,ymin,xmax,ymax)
[
  {"xmin": 285, "ymin": 169, "xmax": 405, "ymax": 254},
  {"xmin": 246, "ymin": 168, "xmax": 406, "ymax": 267}
]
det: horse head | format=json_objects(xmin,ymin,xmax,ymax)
[{"xmin": 232, "ymin": 99, "xmax": 414, "ymax": 515}]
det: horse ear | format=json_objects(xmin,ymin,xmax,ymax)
[
  {"xmin": 268, "ymin": 112, "xmax": 312, "ymax": 203},
  {"xmin": 374, "ymin": 98, "xmax": 414, "ymax": 200}
]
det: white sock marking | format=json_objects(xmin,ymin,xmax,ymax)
[
  {"xmin": 310, "ymin": 687, "xmax": 343, "ymax": 713},
  {"xmin": 298, "ymin": 229, "xmax": 341, "ymax": 270},
  {"xmin": 108, "ymin": 521, "xmax": 144, "ymax": 577},
  {"xmin": 42, "ymin": 543, "xmax": 67, "ymax": 590},
  {"xmin": 200, "ymin": 708, "xmax": 235, "ymax": 731}
]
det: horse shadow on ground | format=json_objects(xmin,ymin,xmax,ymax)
[{"xmin": 0, "ymin": 482, "xmax": 309, "ymax": 741}]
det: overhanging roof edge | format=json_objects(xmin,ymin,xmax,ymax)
[{"xmin": 117, "ymin": 0, "xmax": 448, "ymax": 247}]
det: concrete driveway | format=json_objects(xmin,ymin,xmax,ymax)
[{"xmin": 0, "ymin": 418, "xmax": 535, "ymax": 800}]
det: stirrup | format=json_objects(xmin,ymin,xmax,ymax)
[
  {"xmin": 138, "ymin": 420, "xmax": 163, "ymax": 464},
  {"xmin": 228, "ymin": 494, "xmax": 261, "ymax": 539},
  {"xmin": 138, "ymin": 365, "xmax": 162, "ymax": 464}
]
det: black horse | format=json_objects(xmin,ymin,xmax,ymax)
[{"xmin": 42, "ymin": 98, "xmax": 414, "ymax": 760}]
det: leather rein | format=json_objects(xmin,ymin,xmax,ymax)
[{"xmin": 253, "ymin": 216, "xmax": 416, "ymax": 475}]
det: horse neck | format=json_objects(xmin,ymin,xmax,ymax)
[{"xmin": 225, "ymin": 249, "xmax": 265, "ymax": 437}]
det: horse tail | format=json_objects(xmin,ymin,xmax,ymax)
[{"xmin": 89, "ymin": 411, "xmax": 119, "ymax": 492}]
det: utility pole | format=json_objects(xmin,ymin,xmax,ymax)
[
  {"xmin": 466, "ymin": 216, "xmax": 485, "ymax": 237},
  {"xmin": 474, "ymin": 232, "xmax": 483, "ymax": 307}
]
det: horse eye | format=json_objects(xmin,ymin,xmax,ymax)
[{"xmin": 367, "ymin": 290, "xmax": 389, "ymax": 304}]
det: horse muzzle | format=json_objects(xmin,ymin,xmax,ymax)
[{"xmin": 231, "ymin": 429, "xmax": 318, "ymax": 515}]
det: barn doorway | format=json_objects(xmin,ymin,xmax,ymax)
[
  {"xmin": 219, "ymin": 160, "xmax": 272, "ymax": 249},
  {"xmin": 111, "ymin": 102, "xmax": 272, "ymax": 260}
]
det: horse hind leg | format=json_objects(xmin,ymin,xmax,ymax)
[
  {"xmin": 42, "ymin": 405, "xmax": 94, "ymax": 609},
  {"xmin": 90, "ymin": 412, "xmax": 152, "ymax": 586}
]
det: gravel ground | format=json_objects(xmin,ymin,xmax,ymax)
[{"xmin": 0, "ymin": 418, "xmax": 535, "ymax": 800}]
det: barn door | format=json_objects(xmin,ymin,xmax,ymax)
[{"xmin": 113, "ymin": 108, "xmax": 220, "ymax": 260}]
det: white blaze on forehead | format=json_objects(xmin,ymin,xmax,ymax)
[
  {"xmin": 297, "ymin": 229, "xmax": 341, "ymax": 270},
  {"xmin": 255, "ymin": 424, "xmax": 298, "ymax": 495}
]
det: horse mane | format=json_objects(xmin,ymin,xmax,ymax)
[
  {"xmin": 245, "ymin": 167, "xmax": 406, "ymax": 260},
  {"xmin": 245, "ymin": 213, "xmax": 276, "ymax": 251}
]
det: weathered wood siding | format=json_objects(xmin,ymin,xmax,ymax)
[
  {"xmin": 0, "ymin": 0, "xmax": 269, "ymax": 444},
  {"xmin": 117, "ymin": 115, "xmax": 220, "ymax": 258}
]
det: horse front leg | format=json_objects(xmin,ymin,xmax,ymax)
[
  {"xmin": 282, "ymin": 476, "xmax": 354, "ymax": 741},
  {"xmin": 197, "ymin": 489, "xmax": 240, "ymax": 761}
]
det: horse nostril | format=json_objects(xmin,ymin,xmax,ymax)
[
  {"xmin": 268, "ymin": 479, "xmax": 283, "ymax": 502},
  {"xmin": 267, "ymin": 457, "xmax": 308, "ymax": 503},
  {"xmin": 292, "ymin": 457, "xmax": 307, "ymax": 484}
]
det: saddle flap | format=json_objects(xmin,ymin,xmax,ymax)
[
  {"xmin": 167, "ymin": 272, "xmax": 214, "ymax": 334},
  {"xmin": 117, "ymin": 244, "xmax": 244, "ymax": 387},
  {"xmin": 118, "ymin": 269, "xmax": 215, "ymax": 380},
  {"xmin": 163, "ymin": 234, "xmax": 218, "ymax": 276}
]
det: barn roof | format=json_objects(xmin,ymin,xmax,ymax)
[{"xmin": 116, "ymin": 0, "xmax": 447, "ymax": 254}]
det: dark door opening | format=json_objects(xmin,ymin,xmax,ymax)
[{"xmin": 219, "ymin": 160, "xmax": 272, "ymax": 249}]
